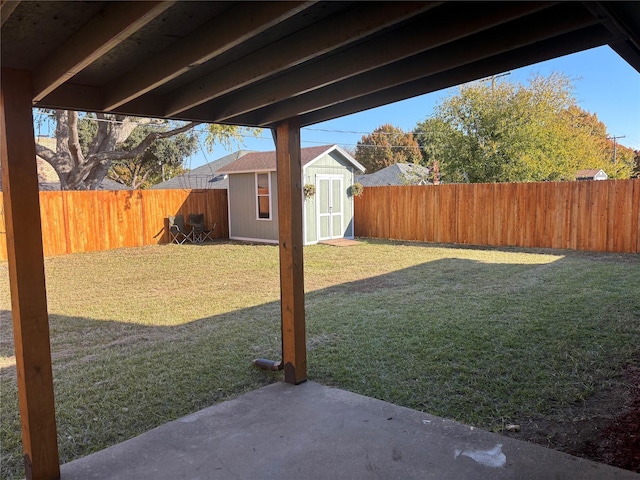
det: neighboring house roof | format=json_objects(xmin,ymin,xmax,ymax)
[
  {"xmin": 152, "ymin": 150, "xmax": 253, "ymax": 190},
  {"xmin": 575, "ymin": 169, "xmax": 608, "ymax": 180},
  {"xmin": 217, "ymin": 145, "xmax": 365, "ymax": 174},
  {"xmin": 356, "ymin": 163, "xmax": 431, "ymax": 187}
]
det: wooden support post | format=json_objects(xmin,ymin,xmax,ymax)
[
  {"xmin": 275, "ymin": 118, "xmax": 307, "ymax": 385},
  {"xmin": 0, "ymin": 68, "xmax": 60, "ymax": 480}
]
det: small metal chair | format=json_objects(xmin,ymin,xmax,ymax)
[
  {"xmin": 168, "ymin": 215, "xmax": 191, "ymax": 244},
  {"xmin": 188, "ymin": 213, "xmax": 216, "ymax": 243}
]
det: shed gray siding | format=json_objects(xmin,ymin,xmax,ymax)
[{"xmin": 228, "ymin": 172, "xmax": 279, "ymax": 243}]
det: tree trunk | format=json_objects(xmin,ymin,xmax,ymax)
[{"xmin": 35, "ymin": 110, "xmax": 200, "ymax": 190}]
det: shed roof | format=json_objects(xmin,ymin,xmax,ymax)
[{"xmin": 217, "ymin": 145, "xmax": 364, "ymax": 174}]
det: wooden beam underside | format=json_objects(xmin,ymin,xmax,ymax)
[
  {"xmin": 297, "ymin": 25, "xmax": 611, "ymax": 127},
  {"xmin": 102, "ymin": 1, "xmax": 314, "ymax": 111},
  {"xmin": 183, "ymin": 1, "xmax": 553, "ymax": 123},
  {"xmin": 0, "ymin": 0, "xmax": 20, "ymax": 27},
  {"xmin": 164, "ymin": 1, "xmax": 438, "ymax": 117},
  {"xmin": 25, "ymin": 1, "xmax": 636, "ymax": 127},
  {"xmin": 32, "ymin": 1, "xmax": 174, "ymax": 102}
]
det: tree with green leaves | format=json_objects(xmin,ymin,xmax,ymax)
[
  {"xmin": 354, "ymin": 124, "xmax": 421, "ymax": 173},
  {"xmin": 34, "ymin": 110, "xmax": 260, "ymax": 190},
  {"xmin": 106, "ymin": 123, "xmax": 197, "ymax": 189},
  {"xmin": 414, "ymin": 73, "xmax": 632, "ymax": 183}
]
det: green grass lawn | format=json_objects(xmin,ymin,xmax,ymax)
[{"xmin": 1, "ymin": 239, "xmax": 639, "ymax": 478}]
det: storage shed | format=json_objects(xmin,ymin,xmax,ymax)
[{"xmin": 217, "ymin": 145, "xmax": 365, "ymax": 244}]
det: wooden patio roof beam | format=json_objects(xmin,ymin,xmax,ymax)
[
  {"xmin": 229, "ymin": 3, "xmax": 600, "ymax": 126},
  {"xmin": 32, "ymin": 1, "xmax": 174, "ymax": 103},
  {"xmin": 1, "ymin": 68, "xmax": 60, "ymax": 480},
  {"xmin": 298, "ymin": 25, "xmax": 611, "ymax": 127},
  {"xmin": 164, "ymin": 1, "xmax": 439, "ymax": 117},
  {"xmin": 102, "ymin": 1, "xmax": 314, "ymax": 111},
  {"xmin": 188, "ymin": 1, "xmax": 554, "ymax": 123},
  {"xmin": 0, "ymin": 0, "xmax": 20, "ymax": 27}
]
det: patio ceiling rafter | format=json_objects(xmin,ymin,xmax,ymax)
[
  {"xmin": 0, "ymin": 1, "xmax": 635, "ymax": 127},
  {"xmin": 298, "ymin": 24, "xmax": 612, "ymax": 127},
  {"xmin": 102, "ymin": 1, "xmax": 315, "ymax": 111},
  {"xmin": 32, "ymin": 1, "xmax": 175, "ymax": 102},
  {"xmin": 0, "ymin": 0, "xmax": 20, "ymax": 27},
  {"xmin": 180, "ymin": 1, "xmax": 555, "ymax": 123},
  {"xmin": 224, "ymin": 2, "xmax": 601, "ymax": 126},
  {"xmin": 163, "ymin": 1, "xmax": 439, "ymax": 117}
]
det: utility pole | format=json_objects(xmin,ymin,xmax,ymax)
[
  {"xmin": 607, "ymin": 135, "xmax": 626, "ymax": 165},
  {"xmin": 479, "ymin": 72, "xmax": 511, "ymax": 90}
]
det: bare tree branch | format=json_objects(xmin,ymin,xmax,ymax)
[
  {"xmin": 96, "ymin": 121, "xmax": 201, "ymax": 163},
  {"xmin": 34, "ymin": 142, "xmax": 55, "ymax": 163}
]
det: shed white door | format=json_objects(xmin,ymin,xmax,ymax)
[{"xmin": 317, "ymin": 175, "xmax": 343, "ymax": 240}]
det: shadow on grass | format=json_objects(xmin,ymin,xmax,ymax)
[{"xmin": 1, "ymin": 253, "xmax": 639, "ymax": 478}]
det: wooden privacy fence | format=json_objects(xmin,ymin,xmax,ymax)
[
  {"xmin": 354, "ymin": 179, "xmax": 640, "ymax": 253},
  {"xmin": 0, "ymin": 189, "xmax": 229, "ymax": 260}
]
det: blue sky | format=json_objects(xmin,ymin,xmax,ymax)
[{"xmin": 187, "ymin": 45, "xmax": 639, "ymax": 169}]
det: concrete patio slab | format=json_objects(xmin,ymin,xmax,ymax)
[{"xmin": 61, "ymin": 381, "xmax": 639, "ymax": 480}]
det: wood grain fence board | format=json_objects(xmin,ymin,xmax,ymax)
[
  {"xmin": 573, "ymin": 181, "xmax": 587, "ymax": 251},
  {"xmin": 0, "ymin": 193, "xmax": 6, "ymax": 260},
  {"xmin": 456, "ymin": 184, "xmax": 470, "ymax": 245},
  {"xmin": 533, "ymin": 182, "xmax": 546, "ymax": 248},
  {"xmin": 118, "ymin": 191, "xmax": 145, "ymax": 248},
  {"xmin": 39, "ymin": 191, "xmax": 68, "ymax": 256},
  {"xmin": 505, "ymin": 183, "xmax": 519, "ymax": 247},
  {"xmin": 556, "ymin": 182, "xmax": 571, "ymax": 250},
  {"xmin": 440, "ymin": 184, "xmax": 458, "ymax": 244},
  {"xmin": 354, "ymin": 190, "xmax": 365, "ymax": 237},
  {"xmin": 397, "ymin": 187, "xmax": 409, "ymax": 240},
  {"xmin": 140, "ymin": 190, "xmax": 167, "ymax": 245},
  {"xmin": 379, "ymin": 187, "xmax": 391, "ymax": 240},
  {"xmin": 479, "ymin": 183, "xmax": 492, "ymax": 246},
  {"xmin": 355, "ymin": 187, "xmax": 374, "ymax": 238},
  {"xmin": 431, "ymin": 186, "xmax": 442, "ymax": 243},
  {"xmin": 389, "ymin": 186, "xmax": 403, "ymax": 240},
  {"xmin": 421, "ymin": 186, "xmax": 435, "ymax": 242},
  {"xmin": 631, "ymin": 178, "xmax": 640, "ymax": 253},
  {"xmin": 2, "ymin": 181, "xmax": 639, "ymax": 260},
  {"xmin": 555, "ymin": 182, "xmax": 569, "ymax": 249},
  {"xmin": 403, "ymin": 187, "xmax": 421, "ymax": 241},
  {"xmin": 585, "ymin": 182, "xmax": 600, "ymax": 252},
  {"xmin": 621, "ymin": 179, "xmax": 636, "ymax": 254},
  {"xmin": 517, "ymin": 182, "xmax": 534, "ymax": 248},
  {"xmin": 607, "ymin": 181, "xmax": 624, "ymax": 252},
  {"xmin": 64, "ymin": 192, "xmax": 89, "ymax": 253},
  {"xmin": 595, "ymin": 181, "xmax": 610, "ymax": 252},
  {"xmin": 538, "ymin": 182, "xmax": 555, "ymax": 248},
  {"xmin": 490, "ymin": 184, "xmax": 502, "ymax": 246},
  {"xmin": 491, "ymin": 184, "xmax": 502, "ymax": 246},
  {"xmin": 218, "ymin": 189, "xmax": 228, "ymax": 237},
  {"xmin": 410, "ymin": 187, "xmax": 423, "ymax": 241}
]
